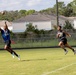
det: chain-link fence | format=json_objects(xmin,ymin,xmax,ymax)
[{"xmin": 0, "ymin": 32, "xmax": 76, "ymax": 49}]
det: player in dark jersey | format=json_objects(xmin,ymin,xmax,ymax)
[
  {"xmin": 0, "ymin": 22, "xmax": 20, "ymax": 60},
  {"xmin": 57, "ymin": 25, "xmax": 76, "ymax": 55}
]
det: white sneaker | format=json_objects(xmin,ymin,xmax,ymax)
[
  {"xmin": 12, "ymin": 53, "xmax": 15, "ymax": 58},
  {"xmin": 74, "ymin": 50, "xmax": 76, "ymax": 55},
  {"xmin": 65, "ymin": 50, "xmax": 68, "ymax": 55},
  {"xmin": 18, "ymin": 55, "xmax": 21, "ymax": 60}
]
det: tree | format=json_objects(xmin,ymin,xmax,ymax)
[
  {"xmin": 26, "ymin": 10, "xmax": 35, "ymax": 15},
  {"xmin": 53, "ymin": 2, "xmax": 65, "ymax": 15},
  {"xmin": 63, "ymin": 3, "xmax": 74, "ymax": 17},
  {"xmin": 63, "ymin": 20, "xmax": 74, "ymax": 29},
  {"xmin": 0, "ymin": 10, "xmax": 21, "ymax": 21},
  {"xmin": 26, "ymin": 23, "xmax": 36, "ymax": 32},
  {"xmin": 19, "ymin": 10, "xmax": 27, "ymax": 16},
  {"xmin": 68, "ymin": 0, "xmax": 76, "ymax": 16}
]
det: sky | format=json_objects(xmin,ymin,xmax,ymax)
[{"xmin": 0, "ymin": 0, "xmax": 73, "ymax": 11}]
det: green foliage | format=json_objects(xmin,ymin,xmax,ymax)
[
  {"xmin": 10, "ymin": 31, "xmax": 16, "ymax": 38},
  {"xmin": 62, "ymin": 4, "xmax": 74, "ymax": 17},
  {"xmin": 40, "ymin": 1, "xmax": 76, "ymax": 17},
  {"xmin": 19, "ymin": 10, "xmax": 35, "ymax": 16},
  {"xmin": 26, "ymin": 10, "xmax": 35, "ymax": 15},
  {"xmin": 40, "ymin": 8, "xmax": 53, "ymax": 14},
  {"xmin": 26, "ymin": 23, "xmax": 36, "ymax": 32},
  {"xmin": 54, "ymin": 2, "xmax": 65, "ymax": 15},
  {"xmin": 19, "ymin": 10, "xmax": 27, "ymax": 16},
  {"xmin": 0, "ymin": 10, "xmax": 35, "ymax": 21},
  {"xmin": 63, "ymin": 20, "xmax": 74, "ymax": 29},
  {"xmin": 23, "ymin": 23, "xmax": 51, "ymax": 38},
  {"xmin": 0, "ymin": 11, "xmax": 21, "ymax": 21},
  {"xmin": 0, "ymin": 0, "xmax": 76, "ymax": 21},
  {"xmin": 69, "ymin": 0, "xmax": 76, "ymax": 14}
]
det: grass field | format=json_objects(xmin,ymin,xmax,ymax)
[{"xmin": 0, "ymin": 48, "xmax": 76, "ymax": 75}]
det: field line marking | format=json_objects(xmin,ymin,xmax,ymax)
[{"xmin": 42, "ymin": 63, "xmax": 76, "ymax": 75}]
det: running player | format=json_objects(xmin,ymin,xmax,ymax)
[
  {"xmin": 57, "ymin": 25, "xmax": 76, "ymax": 55},
  {"xmin": 0, "ymin": 22, "xmax": 20, "ymax": 60}
]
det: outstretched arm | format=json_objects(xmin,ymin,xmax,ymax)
[
  {"xmin": 5, "ymin": 21, "xmax": 7, "ymax": 25},
  {"xmin": 64, "ymin": 31, "xmax": 71, "ymax": 37},
  {"xmin": 5, "ymin": 21, "xmax": 9, "ymax": 30}
]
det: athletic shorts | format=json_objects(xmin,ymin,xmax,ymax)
[
  {"xmin": 5, "ymin": 40, "xmax": 11, "ymax": 47},
  {"xmin": 60, "ymin": 38, "xmax": 67, "ymax": 45}
]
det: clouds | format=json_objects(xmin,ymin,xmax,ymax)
[
  {"xmin": 26, "ymin": 0, "xmax": 42, "ymax": 7},
  {"xmin": 59, "ymin": 0, "xmax": 73, "ymax": 2},
  {"xmin": 0, "ymin": 0, "xmax": 74, "ymax": 11},
  {"xmin": 0, "ymin": 0, "xmax": 21, "ymax": 10},
  {"xmin": 59, "ymin": 0, "xmax": 73, "ymax": 4},
  {"xmin": 26, "ymin": 0, "xmax": 53, "ymax": 10}
]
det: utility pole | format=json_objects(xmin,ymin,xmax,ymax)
[{"xmin": 56, "ymin": 0, "xmax": 59, "ymax": 26}]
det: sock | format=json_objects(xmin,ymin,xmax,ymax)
[
  {"xmin": 63, "ymin": 48, "xmax": 67, "ymax": 52},
  {"xmin": 11, "ymin": 52, "xmax": 14, "ymax": 55},
  {"xmin": 12, "ymin": 52, "xmax": 18, "ymax": 57},
  {"xmin": 72, "ymin": 49, "xmax": 75, "ymax": 52}
]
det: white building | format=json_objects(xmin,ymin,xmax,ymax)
[
  {"xmin": 73, "ymin": 18, "xmax": 76, "ymax": 29},
  {"xmin": 12, "ymin": 22, "xmax": 26, "ymax": 33},
  {"xmin": 12, "ymin": 13, "xmax": 69, "ymax": 33},
  {"xmin": 68, "ymin": 17, "xmax": 76, "ymax": 29},
  {"xmin": 12, "ymin": 13, "xmax": 53, "ymax": 33}
]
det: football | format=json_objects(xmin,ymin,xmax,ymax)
[{"xmin": 58, "ymin": 32, "xmax": 63, "ymax": 37}]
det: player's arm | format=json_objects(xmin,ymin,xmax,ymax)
[
  {"xmin": 5, "ymin": 21, "xmax": 9, "ymax": 30},
  {"xmin": 5, "ymin": 21, "xmax": 7, "ymax": 26},
  {"xmin": 5, "ymin": 22, "xmax": 11, "ymax": 33},
  {"xmin": 63, "ymin": 31, "xmax": 71, "ymax": 37}
]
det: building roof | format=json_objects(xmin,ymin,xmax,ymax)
[
  {"xmin": 67, "ymin": 17, "xmax": 76, "ymax": 20},
  {"xmin": 13, "ymin": 13, "xmax": 75, "ymax": 26},
  {"xmin": 14, "ymin": 13, "xmax": 51, "ymax": 23}
]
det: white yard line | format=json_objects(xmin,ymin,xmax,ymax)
[{"xmin": 42, "ymin": 63, "xmax": 76, "ymax": 75}]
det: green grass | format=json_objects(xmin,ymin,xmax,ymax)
[{"xmin": 0, "ymin": 48, "xmax": 76, "ymax": 75}]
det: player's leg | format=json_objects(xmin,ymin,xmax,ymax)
[
  {"xmin": 8, "ymin": 41, "xmax": 20, "ymax": 59},
  {"xmin": 65, "ymin": 43, "xmax": 76, "ymax": 54},
  {"xmin": 4, "ymin": 45, "xmax": 12, "ymax": 53},
  {"xmin": 4, "ymin": 45, "xmax": 15, "ymax": 58},
  {"xmin": 58, "ymin": 41, "xmax": 68, "ymax": 55},
  {"xmin": 4, "ymin": 40, "xmax": 20, "ymax": 60},
  {"xmin": 8, "ymin": 47, "xmax": 20, "ymax": 60},
  {"xmin": 59, "ymin": 41, "xmax": 67, "ymax": 51},
  {"xmin": 5, "ymin": 46, "xmax": 20, "ymax": 60},
  {"xmin": 4, "ymin": 41, "xmax": 14, "ymax": 54},
  {"xmin": 9, "ymin": 47, "xmax": 19, "ymax": 57}
]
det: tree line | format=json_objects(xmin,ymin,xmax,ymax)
[
  {"xmin": 0, "ymin": 0, "xmax": 76, "ymax": 21},
  {"xmin": 40, "ymin": 0, "xmax": 76, "ymax": 17}
]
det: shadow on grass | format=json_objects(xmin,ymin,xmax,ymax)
[{"xmin": 21, "ymin": 58, "xmax": 47, "ymax": 62}]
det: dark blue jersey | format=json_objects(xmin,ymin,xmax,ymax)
[{"xmin": 1, "ymin": 29, "xmax": 10, "ymax": 42}]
